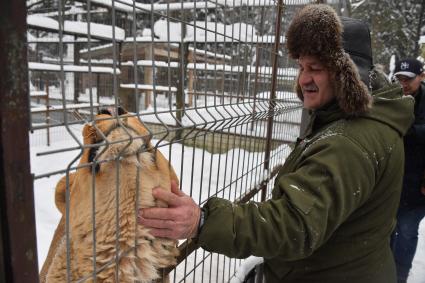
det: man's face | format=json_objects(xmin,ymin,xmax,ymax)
[
  {"xmin": 298, "ymin": 55, "xmax": 335, "ymax": 110},
  {"xmin": 396, "ymin": 74, "xmax": 423, "ymax": 96}
]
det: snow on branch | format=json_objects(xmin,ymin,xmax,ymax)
[{"xmin": 27, "ymin": 15, "xmax": 125, "ymax": 41}]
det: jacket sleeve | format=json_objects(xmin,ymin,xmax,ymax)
[{"xmin": 197, "ymin": 135, "xmax": 376, "ymax": 260}]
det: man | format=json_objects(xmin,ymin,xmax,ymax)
[
  {"xmin": 139, "ymin": 4, "xmax": 414, "ymax": 282},
  {"xmin": 391, "ymin": 58, "xmax": 425, "ymax": 283}
]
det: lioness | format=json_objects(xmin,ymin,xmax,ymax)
[{"xmin": 40, "ymin": 108, "xmax": 179, "ymax": 282}]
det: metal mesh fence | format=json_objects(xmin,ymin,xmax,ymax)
[{"xmin": 26, "ymin": 0, "xmax": 318, "ymax": 282}]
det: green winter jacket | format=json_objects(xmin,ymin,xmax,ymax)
[{"xmin": 197, "ymin": 85, "xmax": 414, "ymax": 283}]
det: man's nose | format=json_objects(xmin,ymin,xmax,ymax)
[
  {"xmin": 399, "ymin": 80, "xmax": 409, "ymax": 87},
  {"xmin": 298, "ymin": 72, "xmax": 313, "ymax": 85}
]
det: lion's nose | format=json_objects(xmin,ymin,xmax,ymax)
[
  {"xmin": 98, "ymin": 108, "xmax": 112, "ymax": 115},
  {"xmin": 117, "ymin": 106, "xmax": 127, "ymax": 115},
  {"xmin": 98, "ymin": 106, "xmax": 127, "ymax": 117}
]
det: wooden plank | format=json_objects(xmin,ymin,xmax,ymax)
[{"xmin": 28, "ymin": 62, "xmax": 121, "ymax": 74}]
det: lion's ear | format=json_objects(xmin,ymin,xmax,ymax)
[
  {"xmin": 55, "ymin": 173, "xmax": 75, "ymax": 215},
  {"xmin": 82, "ymin": 123, "xmax": 96, "ymax": 145}
]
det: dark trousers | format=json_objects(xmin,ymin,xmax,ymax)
[{"xmin": 391, "ymin": 205, "xmax": 425, "ymax": 282}]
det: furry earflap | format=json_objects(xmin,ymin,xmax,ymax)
[{"xmin": 287, "ymin": 4, "xmax": 372, "ymax": 116}]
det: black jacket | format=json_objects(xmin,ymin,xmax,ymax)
[{"xmin": 401, "ymin": 81, "xmax": 425, "ymax": 207}]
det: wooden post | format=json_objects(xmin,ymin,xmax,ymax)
[
  {"xmin": 73, "ymin": 42, "xmax": 80, "ymax": 103},
  {"xmin": 144, "ymin": 44, "xmax": 153, "ymax": 109},
  {"xmin": 0, "ymin": 0, "xmax": 39, "ymax": 281},
  {"xmin": 221, "ymin": 71, "xmax": 225, "ymax": 104},
  {"xmin": 188, "ymin": 69, "xmax": 194, "ymax": 107},
  {"xmin": 119, "ymin": 87, "xmax": 137, "ymax": 113},
  {"xmin": 46, "ymin": 80, "xmax": 50, "ymax": 146},
  {"xmin": 175, "ymin": 10, "xmax": 190, "ymax": 141},
  {"xmin": 96, "ymin": 73, "xmax": 100, "ymax": 104},
  {"xmin": 176, "ymin": 42, "xmax": 189, "ymax": 140}
]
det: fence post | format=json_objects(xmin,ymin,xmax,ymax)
[
  {"xmin": 251, "ymin": 6, "xmax": 266, "ymax": 131},
  {"xmin": 176, "ymin": 7, "xmax": 189, "ymax": 141},
  {"xmin": 0, "ymin": 0, "xmax": 39, "ymax": 282},
  {"xmin": 262, "ymin": 0, "xmax": 284, "ymax": 201},
  {"xmin": 251, "ymin": 45, "xmax": 261, "ymax": 131},
  {"xmin": 264, "ymin": 0, "xmax": 284, "ymax": 170}
]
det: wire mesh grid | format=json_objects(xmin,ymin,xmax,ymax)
[{"xmin": 27, "ymin": 0, "xmax": 314, "ymax": 282}]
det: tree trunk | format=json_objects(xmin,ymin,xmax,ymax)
[{"xmin": 414, "ymin": 1, "xmax": 425, "ymax": 56}]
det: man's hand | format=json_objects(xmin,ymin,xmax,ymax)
[{"xmin": 138, "ymin": 181, "xmax": 201, "ymax": 239}]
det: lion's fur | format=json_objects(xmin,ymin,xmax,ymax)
[{"xmin": 40, "ymin": 113, "xmax": 179, "ymax": 282}]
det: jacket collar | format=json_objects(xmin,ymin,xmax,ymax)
[{"xmin": 300, "ymin": 99, "xmax": 345, "ymax": 139}]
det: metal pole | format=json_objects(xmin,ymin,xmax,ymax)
[
  {"xmin": 264, "ymin": 0, "xmax": 284, "ymax": 171},
  {"xmin": 0, "ymin": 0, "xmax": 39, "ymax": 282},
  {"xmin": 251, "ymin": 45, "xmax": 261, "ymax": 131}
]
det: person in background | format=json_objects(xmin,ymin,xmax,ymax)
[
  {"xmin": 391, "ymin": 58, "xmax": 425, "ymax": 283},
  {"xmin": 139, "ymin": 4, "xmax": 414, "ymax": 283},
  {"xmin": 340, "ymin": 17, "xmax": 391, "ymax": 92}
]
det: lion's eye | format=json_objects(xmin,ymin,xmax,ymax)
[
  {"xmin": 98, "ymin": 109, "xmax": 112, "ymax": 116},
  {"xmin": 88, "ymin": 147, "xmax": 100, "ymax": 173}
]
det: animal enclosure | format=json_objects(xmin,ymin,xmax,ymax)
[{"xmin": 2, "ymin": 0, "xmax": 332, "ymax": 282}]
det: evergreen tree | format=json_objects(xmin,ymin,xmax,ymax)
[{"xmin": 351, "ymin": 0, "xmax": 425, "ymax": 68}]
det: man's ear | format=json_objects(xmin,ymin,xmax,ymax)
[{"xmin": 82, "ymin": 123, "xmax": 96, "ymax": 145}]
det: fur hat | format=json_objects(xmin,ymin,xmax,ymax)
[{"xmin": 286, "ymin": 4, "xmax": 372, "ymax": 115}]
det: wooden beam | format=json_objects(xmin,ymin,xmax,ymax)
[{"xmin": 0, "ymin": 0, "xmax": 39, "ymax": 281}]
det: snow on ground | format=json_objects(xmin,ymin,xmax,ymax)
[{"xmin": 409, "ymin": 219, "xmax": 425, "ymax": 283}]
